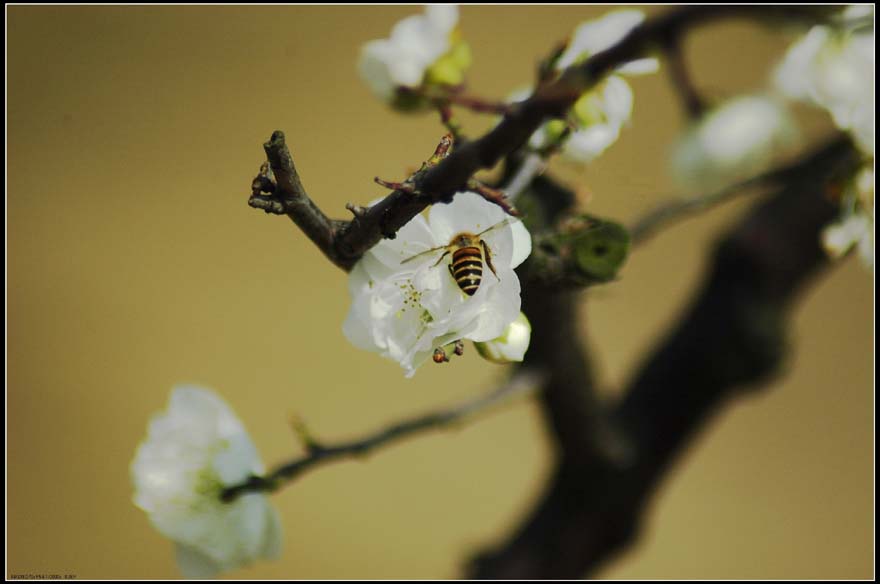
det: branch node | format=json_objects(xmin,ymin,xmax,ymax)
[
  {"xmin": 374, "ymin": 177, "xmax": 419, "ymax": 194},
  {"xmin": 345, "ymin": 202, "xmax": 368, "ymax": 219},
  {"xmin": 467, "ymin": 179, "xmax": 521, "ymax": 217},
  {"xmin": 248, "ymin": 194, "xmax": 287, "ymax": 215},
  {"xmin": 289, "ymin": 413, "xmax": 326, "ymax": 455}
]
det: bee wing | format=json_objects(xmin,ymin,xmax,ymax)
[
  {"xmin": 475, "ymin": 217, "xmax": 516, "ymax": 238},
  {"xmin": 400, "ymin": 244, "xmax": 448, "ymax": 265}
]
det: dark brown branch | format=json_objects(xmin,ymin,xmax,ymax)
[
  {"xmin": 629, "ymin": 135, "xmax": 853, "ymax": 245},
  {"xmin": 252, "ymin": 7, "xmax": 835, "ymax": 272},
  {"xmin": 661, "ymin": 35, "xmax": 706, "ymax": 118},
  {"xmin": 221, "ymin": 369, "xmax": 546, "ymax": 502},
  {"xmin": 250, "ymin": 131, "xmax": 342, "ymax": 265},
  {"xmin": 470, "ymin": 136, "xmax": 860, "ymax": 579}
]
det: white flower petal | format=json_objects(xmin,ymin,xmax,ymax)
[
  {"xmin": 562, "ymin": 123, "xmax": 621, "ymax": 162},
  {"xmin": 508, "ymin": 220, "xmax": 533, "ymax": 269},
  {"xmin": 425, "ymin": 4, "xmax": 459, "ymax": 34},
  {"xmin": 475, "ymin": 312, "xmax": 532, "ymax": 363},
  {"xmin": 558, "ymin": 10, "xmax": 646, "ymax": 70},
  {"xmin": 616, "ymin": 57, "xmax": 660, "ymax": 76},
  {"xmin": 773, "ymin": 20, "xmax": 874, "ymax": 156},
  {"xmin": 357, "ymin": 6, "xmax": 461, "ymax": 103},
  {"xmin": 822, "ymin": 213, "xmax": 868, "ymax": 257},
  {"xmin": 132, "ymin": 386, "xmax": 282, "ymax": 578},
  {"xmin": 774, "ymin": 27, "xmax": 829, "ymax": 101},
  {"xmin": 599, "ymin": 75, "xmax": 634, "ymax": 127},
  {"xmin": 175, "ymin": 543, "xmax": 222, "ymax": 579},
  {"xmin": 343, "ymin": 192, "xmax": 532, "ymax": 375}
]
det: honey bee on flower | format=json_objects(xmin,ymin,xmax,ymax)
[{"xmin": 343, "ymin": 192, "xmax": 531, "ymax": 376}]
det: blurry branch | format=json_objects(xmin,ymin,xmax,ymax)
[
  {"xmin": 503, "ymin": 153, "xmax": 547, "ymax": 203},
  {"xmin": 248, "ymin": 6, "xmax": 834, "ymax": 272},
  {"xmin": 221, "ymin": 368, "xmax": 546, "ymax": 502},
  {"xmin": 660, "ymin": 35, "xmax": 706, "ymax": 118},
  {"xmin": 470, "ymin": 136, "xmax": 860, "ymax": 579},
  {"xmin": 629, "ymin": 135, "xmax": 854, "ymax": 245}
]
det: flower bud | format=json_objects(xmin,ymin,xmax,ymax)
[{"xmin": 475, "ymin": 312, "xmax": 532, "ymax": 364}]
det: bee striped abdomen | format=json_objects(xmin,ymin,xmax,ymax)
[{"xmin": 451, "ymin": 246, "xmax": 484, "ymax": 296}]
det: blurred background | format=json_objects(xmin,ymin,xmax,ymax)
[{"xmin": 7, "ymin": 5, "xmax": 873, "ymax": 580}]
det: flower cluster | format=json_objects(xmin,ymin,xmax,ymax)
[
  {"xmin": 773, "ymin": 5, "xmax": 874, "ymax": 156},
  {"xmin": 516, "ymin": 10, "xmax": 659, "ymax": 163},
  {"xmin": 773, "ymin": 5, "xmax": 874, "ymax": 268},
  {"xmin": 358, "ymin": 5, "xmax": 470, "ymax": 109},
  {"xmin": 131, "ymin": 386, "xmax": 282, "ymax": 578},
  {"xmin": 343, "ymin": 192, "xmax": 532, "ymax": 376}
]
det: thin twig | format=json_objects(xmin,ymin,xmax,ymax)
[
  {"xmin": 221, "ymin": 369, "xmax": 547, "ymax": 502},
  {"xmin": 251, "ymin": 131, "xmax": 341, "ymax": 265},
  {"xmin": 628, "ymin": 135, "xmax": 852, "ymax": 245}
]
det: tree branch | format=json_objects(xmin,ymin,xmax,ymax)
[
  {"xmin": 469, "ymin": 136, "xmax": 860, "ymax": 579},
  {"xmin": 221, "ymin": 368, "xmax": 546, "ymax": 502},
  {"xmin": 250, "ymin": 6, "xmax": 835, "ymax": 272},
  {"xmin": 661, "ymin": 35, "xmax": 706, "ymax": 118},
  {"xmin": 629, "ymin": 135, "xmax": 853, "ymax": 245}
]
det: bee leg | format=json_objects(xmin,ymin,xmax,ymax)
[
  {"xmin": 453, "ymin": 340, "xmax": 465, "ymax": 356},
  {"xmin": 432, "ymin": 250, "xmax": 451, "ymax": 268},
  {"xmin": 432, "ymin": 347, "xmax": 449, "ymax": 363},
  {"xmin": 482, "ymin": 240, "xmax": 500, "ymax": 280}
]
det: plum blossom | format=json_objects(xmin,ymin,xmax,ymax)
[
  {"xmin": 671, "ymin": 94, "xmax": 797, "ymax": 189},
  {"xmin": 131, "ymin": 386, "xmax": 282, "ymax": 578},
  {"xmin": 343, "ymin": 192, "xmax": 532, "ymax": 376},
  {"xmin": 773, "ymin": 6, "xmax": 874, "ymax": 156},
  {"xmin": 516, "ymin": 10, "xmax": 659, "ymax": 163},
  {"xmin": 822, "ymin": 166, "xmax": 874, "ymax": 268},
  {"xmin": 358, "ymin": 5, "xmax": 471, "ymax": 108},
  {"xmin": 474, "ymin": 312, "xmax": 532, "ymax": 364}
]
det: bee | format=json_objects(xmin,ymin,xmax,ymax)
[{"xmin": 401, "ymin": 219, "xmax": 514, "ymax": 296}]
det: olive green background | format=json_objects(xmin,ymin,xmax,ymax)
[{"xmin": 7, "ymin": 5, "xmax": 873, "ymax": 580}]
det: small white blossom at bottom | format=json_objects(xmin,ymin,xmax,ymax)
[
  {"xmin": 474, "ymin": 312, "xmax": 532, "ymax": 364},
  {"xmin": 671, "ymin": 94, "xmax": 796, "ymax": 190},
  {"xmin": 131, "ymin": 386, "xmax": 282, "ymax": 578},
  {"xmin": 822, "ymin": 166, "xmax": 874, "ymax": 269},
  {"xmin": 343, "ymin": 192, "xmax": 532, "ymax": 377}
]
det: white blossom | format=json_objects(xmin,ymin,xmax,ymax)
[
  {"xmin": 357, "ymin": 5, "xmax": 469, "ymax": 107},
  {"xmin": 131, "ymin": 386, "xmax": 282, "ymax": 578},
  {"xmin": 671, "ymin": 94, "xmax": 797, "ymax": 189},
  {"xmin": 474, "ymin": 312, "xmax": 532, "ymax": 364},
  {"xmin": 343, "ymin": 192, "xmax": 532, "ymax": 376},
  {"xmin": 822, "ymin": 166, "xmax": 874, "ymax": 268},
  {"xmin": 516, "ymin": 10, "xmax": 659, "ymax": 163},
  {"xmin": 773, "ymin": 9, "xmax": 874, "ymax": 156}
]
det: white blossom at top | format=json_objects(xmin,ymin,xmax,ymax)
[
  {"xmin": 517, "ymin": 10, "xmax": 659, "ymax": 163},
  {"xmin": 358, "ymin": 5, "xmax": 469, "ymax": 106},
  {"xmin": 822, "ymin": 166, "xmax": 874, "ymax": 268},
  {"xmin": 131, "ymin": 386, "xmax": 282, "ymax": 578},
  {"xmin": 343, "ymin": 192, "xmax": 532, "ymax": 376},
  {"xmin": 474, "ymin": 311, "xmax": 532, "ymax": 364},
  {"xmin": 671, "ymin": 94, "xmax": 797, "ymax": 189},
  {"xmin": 773, "ymin": 8, "xmax": 874, "ymax": 156},
  {"xmin": 555, "ymin": 10, "xmax": 659, "ymax": 76}
]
